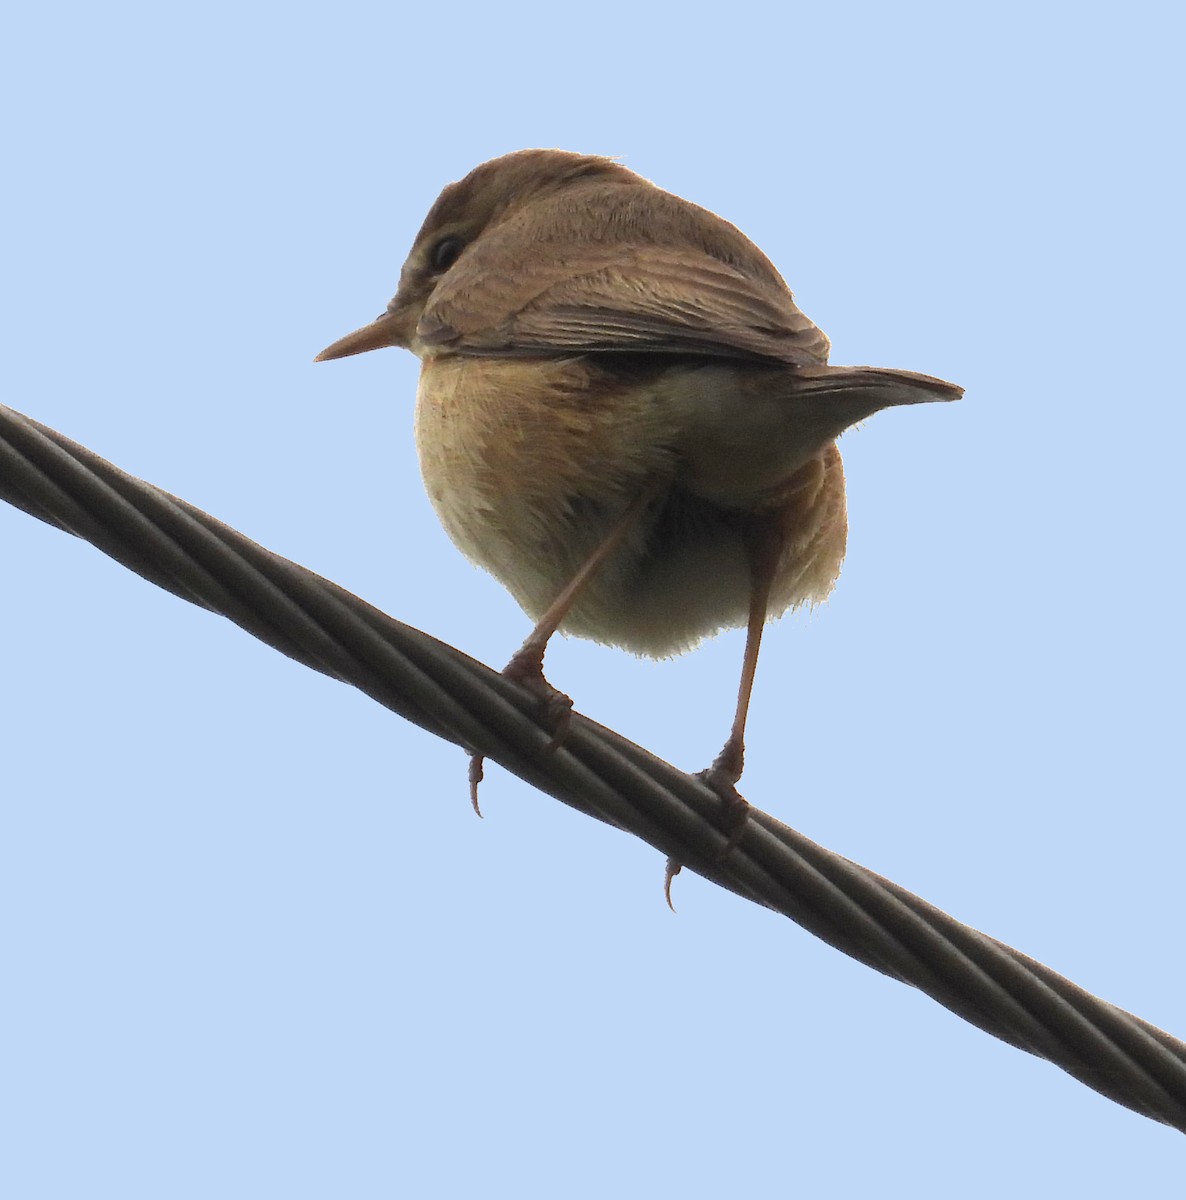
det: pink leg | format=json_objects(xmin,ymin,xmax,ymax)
[
  {"xmin": 697, "ymin": 515, "xmax": 784, "ymax": 838},
  {"xmin": 469, "ymin": 485, "xmax": 661, "ymax": 814}
]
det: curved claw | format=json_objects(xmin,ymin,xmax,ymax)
[
  {"xmin": 468, "ymin": 753, "xmax": 485, "ymax": 817},
  {"xmin": 664, "ymin": 858, "xmax": 682, "ymax": 911}
]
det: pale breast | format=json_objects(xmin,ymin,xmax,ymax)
[
  {"xmin": 413, "ymin": 355, "xmax": 678, "ymax": 610},
  {"xmin": 413, "ymin": 355, "xmax": 847, "ymax": 657}
]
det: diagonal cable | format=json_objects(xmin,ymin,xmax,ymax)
[{"xmin": 1, "ymin": 401, "xmax": 1183, "ymax": 1133}]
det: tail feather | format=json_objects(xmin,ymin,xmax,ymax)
[
  {"xmin": 793, "ymin": 364, "xmax": 963, "ymax": 406},
  {"xmin": 787, "ymin": 364, "xmax": 963, "ymax": 443},
  {"xmin": 668, "ymin": 360, "xmax": 961, "ymax": 509}
]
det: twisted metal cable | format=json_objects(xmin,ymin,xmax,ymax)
[{"xmin": 2, "ymin": 401, "xmax": 1184, "ymax": 1133}]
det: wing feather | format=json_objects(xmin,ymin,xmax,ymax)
[{"xmin": 416, "ymin": 184, "xmax": 830, "ymax": 366}]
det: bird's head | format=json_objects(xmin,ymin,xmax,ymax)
[{"xmin": 315, "ymin": 149, "xmax": 636, "ymax": 363}]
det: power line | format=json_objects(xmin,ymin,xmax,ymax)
[{"xmin": 2, "ymin": 401, "xmax": 1183, "ymax": 1133}]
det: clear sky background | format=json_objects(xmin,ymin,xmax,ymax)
[{"xmin": 3, "ymin": 3, "xmax": 1183, "ymax": 1195}]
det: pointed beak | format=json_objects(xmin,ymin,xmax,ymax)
[{"xmin": 314, "ymin": 309, "xmax": 407, "ymax": 362}]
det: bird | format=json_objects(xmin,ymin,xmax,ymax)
[{"xmin": 316, "ymin": 148, "xmax": 962, "ymax": 829}]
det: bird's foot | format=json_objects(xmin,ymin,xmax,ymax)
[
  {"xmin": 468, "ymin": 647, "xmax": 575, "ymax": 815},
  {"xmin": 502, "ymin": 645, "xmax": 574, "ymax": 751},
  {"xmin": 664, "ymin": 745, "xmax": 751, "ymax": 908},
  {"xmin": 698, "ymin": 740, "xmax": 752, "ymax": 855},
  {"xmin": 696, "ymin": 768, "xmax": 751, "ymax": 857}
]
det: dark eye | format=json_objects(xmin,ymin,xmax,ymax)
[{"xmin": 429, "ymin": 235, "xmax": 465, "ymax": 273}]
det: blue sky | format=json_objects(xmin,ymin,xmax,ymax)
[{"xmin": 3, "ymin": 3, "xmax": 1183, "ymax": 1194}]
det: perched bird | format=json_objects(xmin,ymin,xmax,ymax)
[{"xmin": 317, "ymin": 149, "xmax": 961, "ymax": 817}]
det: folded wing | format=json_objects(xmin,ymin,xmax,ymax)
[{"xmin": 416, "ymin": 184, "xmax": 832, "ymax": 367}]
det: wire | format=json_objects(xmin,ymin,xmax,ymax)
[{"xmin": 2, "ymin": 401, "xmax": 1184, "ymax": 1133}]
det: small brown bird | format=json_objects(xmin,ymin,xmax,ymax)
[{"xmin": 317, "ymin": 149, "xmax": 961, "ymax": 815}]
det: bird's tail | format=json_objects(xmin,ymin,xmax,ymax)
[
  {"xmin": 669, "ymin": 361, "xmax": 962, "ymax": 511},
  {"xmin": 788, "ymin": 365, "xmax": 963, "ymax": 442}
]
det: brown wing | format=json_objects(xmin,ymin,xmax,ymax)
[{"xmin": 415, "ymin": 183, "xmax": 831, "ymax": 367}]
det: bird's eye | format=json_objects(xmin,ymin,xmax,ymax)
[{"xmin": 429, "ymin": 235, "xmax": 465, "ymax": 273}]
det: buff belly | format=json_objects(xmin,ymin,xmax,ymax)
[{"xmin": 413, "ymin": 355, "xmax": 848, "ymax": 658}]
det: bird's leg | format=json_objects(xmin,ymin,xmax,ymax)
[
  {"xmin": 505, "ymin": 483, "xmax": 663, "ymax": 714},
  {"xmin": 665, "ymin": 521, "xmax": 781, "ymax": 897},
  {"xmin": 697, "ymin": 514, "xmax": 784, "ymax": 838},
  {"xmin": 469, "ymin": 484, "xmax": 661, "ymax": 814}
]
